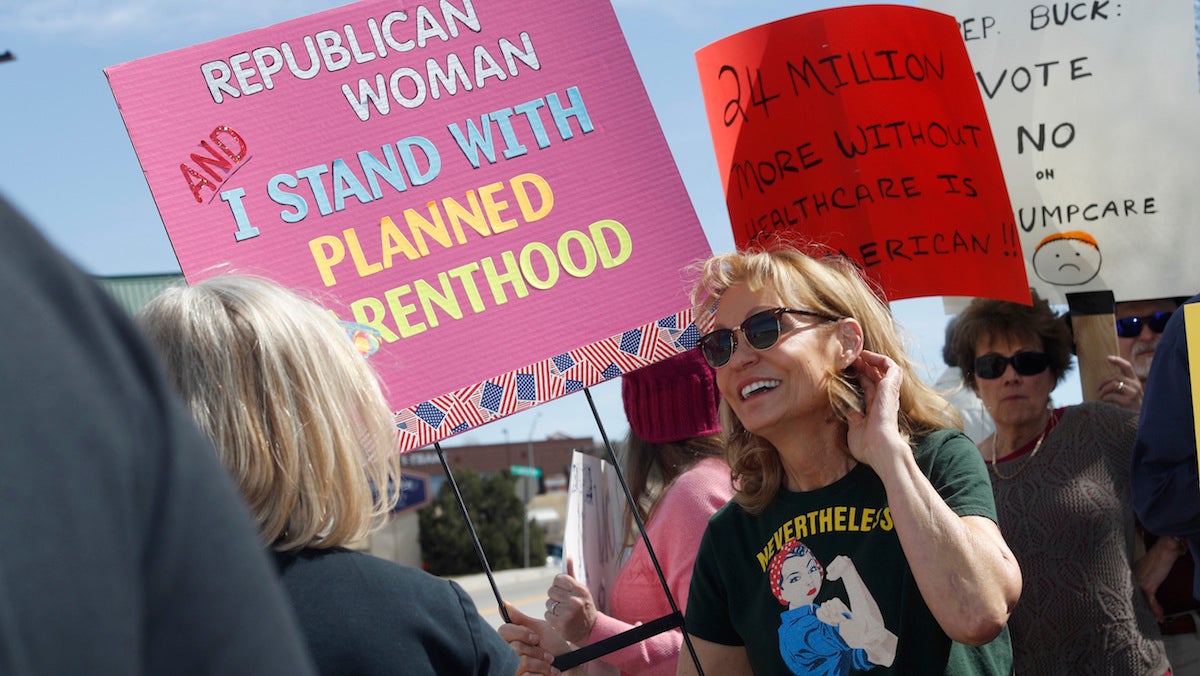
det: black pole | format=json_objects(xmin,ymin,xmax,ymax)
[
  {"xmin": 433, "ymin": 442, "xmax": 511, "ymax": 624},
  {"xmin": 550, "ymin": 388, "xmax": 705, "ymax": 675}
]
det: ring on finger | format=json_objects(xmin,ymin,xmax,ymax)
[
  {"xmin": 1118, "ymin": 380, "xmax": 1126, "ymax": 391},
  {"xmin": 551, "ymin": 600, "xmax": 560, "ymax": 615}
]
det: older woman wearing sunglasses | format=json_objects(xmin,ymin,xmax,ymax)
[
  {"xmin": 952, "ymin": 291, "xmax": 1169, "ymax": 675},
  {"xmin": 679, "ymin": 248, "xmax": 1020, "ymax": 676}
]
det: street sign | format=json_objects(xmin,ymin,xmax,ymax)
[
  {"xmin": 510, "ymin": 465, "xmax": 543, "ymax": 478},
  {"xmin": 391, "ymin": 473, "xmax": 430, "ymax": 514}
]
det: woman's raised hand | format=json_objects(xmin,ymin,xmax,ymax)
[
  {"xmin": 844, "ymin": 350, "xmax": 906, "ymax": 469},
  {"xmin": 544, "ymin": 559, "xmax": 598, "ymax": 645}
]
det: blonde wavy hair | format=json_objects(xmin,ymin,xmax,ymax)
[
  {"xmin": 691, "ymin": 248, "xmax": 960, "ymax": 513},
  {"xmin": 137, "ymin": 275, "xmax": 401, "ymax": 552}
]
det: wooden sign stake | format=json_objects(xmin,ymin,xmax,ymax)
[{"xmin": 1066, "ymin": 290, "xmax": 1120, "ymax": 402}]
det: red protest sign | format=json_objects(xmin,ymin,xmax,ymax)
[{"xmin": 696, "ymin": 5, "xmax": 1030, "ymax": 304}]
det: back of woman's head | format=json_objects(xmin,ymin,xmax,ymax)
[
  {"xmin": 137, "ymin": 275, "xmax": 400, "ymax": 552},
  {"xmin": 691, "ymin": 247, "xmax": 959, "ymax": 511}
]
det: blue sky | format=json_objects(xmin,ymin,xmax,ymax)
[{"xmin": 0, "ymin": 0, "xmax": 1082, "ymax": 446}]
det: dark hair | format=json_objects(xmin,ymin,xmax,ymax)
[
  {"xmin": 620, "ymin": 429, "xmax": 724, "ymax": 541},
  {"xmin": 942, "ymin": 316, "xmax": 960, "ymax": 367},
  {"xmin": 952, "ymin": 290, "xmax": 1074, "ymax": 392}
]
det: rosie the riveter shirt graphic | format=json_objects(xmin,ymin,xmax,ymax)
[{"xmin": 684, "ymin": 430, "xmax": 1013, "ymax": 675}]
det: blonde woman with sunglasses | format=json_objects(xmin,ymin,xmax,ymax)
[
  {"xmin": 678, "ymin": 248, "xmax": 1020, "ymax": 676},
  {"xmin": 952, "ymin": 291, "xmax": 1169, "ymax": 675}
]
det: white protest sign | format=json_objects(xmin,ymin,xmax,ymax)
[
  {"xmin": 562, "ymin": 450, "xmax": 624, "ymax": 675},
  {"xmin": 920, "ymin": 0, "xmax": 1200, "ymax": 302}
]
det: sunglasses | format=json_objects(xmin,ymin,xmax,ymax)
[
  {"xmin": 1115, "ymin": 311, "xmax": 1173, "ymax": 338},
  {"xmin": 973, "ymin": 351, "xmax": 1050, "ymax": 380},
  {"xmin": 698, "ymin": 307, "xmax": 838, "ymax": 368}
]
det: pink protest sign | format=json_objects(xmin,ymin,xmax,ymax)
[
  {"xmin": 107, "ymin": 0, "xmax": 711, "ymax": 451},
  {"xmin": 696, "ymin": 5, "xmax": 1030, "ymax": 305}
]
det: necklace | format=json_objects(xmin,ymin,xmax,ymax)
[{"xmin": 988, "ymin": 415, "xmax": 1052, "ymax": 481}]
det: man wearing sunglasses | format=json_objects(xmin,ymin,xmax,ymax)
[{"xmin": 1117, "ymin": 299, "xmax": 1181, "ymax": 384}]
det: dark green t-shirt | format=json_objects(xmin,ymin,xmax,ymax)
[{"xmin": 685, "ymin": 429, "xmax": 1013, "ymax": 675}]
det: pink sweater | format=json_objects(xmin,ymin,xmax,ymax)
[{"xmin": 579, "ymin": 456, "xmax": 734, "ymax": 675}]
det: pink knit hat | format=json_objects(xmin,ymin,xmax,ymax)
[{"xmin": 621, "ymin": 349, "xmax": 722, "ymax": 444}]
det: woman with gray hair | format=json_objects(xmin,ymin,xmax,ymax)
[{"xmin": 137, "ymin": 274, "xmax": 532, "ymax": 676}]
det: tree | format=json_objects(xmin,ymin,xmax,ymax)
[{"xmin": 418, "ymin": 468, "xmax": 546, "ymax": 576}]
